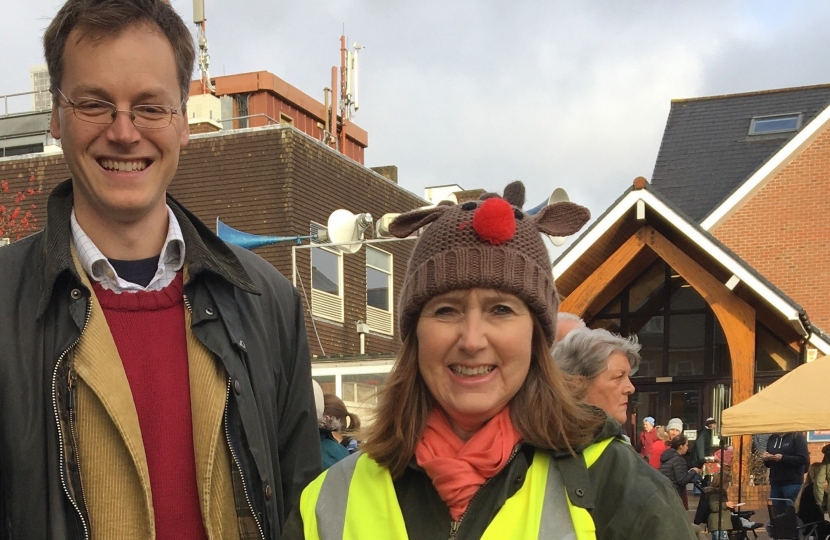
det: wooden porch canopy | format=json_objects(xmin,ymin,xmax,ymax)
[{"xmin": 553, "ymin": 179, "xmax": 830, "ymax": 371}]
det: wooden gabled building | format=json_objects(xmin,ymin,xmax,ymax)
[{"xmin": 553, "ymin": 177, "xmax": 830, "ymax": 503}]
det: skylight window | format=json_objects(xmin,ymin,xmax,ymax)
[{"xmin": 748, "ymin": 113, "xmax": 802, "ymax": 136}]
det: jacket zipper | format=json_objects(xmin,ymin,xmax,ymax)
[
  {"xmin": 448, "ymin": 443, "xmax": 523, "ymax": 540},
  {"xmin": 51, "ymin": 298, "xmax": 92, "ymax": 540},
  {"xmin": 224, "ymin": 379, "xmax": 265, "ymax": 540},
  {"xmin": 186, "ymin": 293, "xmax": 265, "ymax": 540}
]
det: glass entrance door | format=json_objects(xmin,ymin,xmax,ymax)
[{"xmin": 628, "ymin": 384, "xmax": 701, "ymax": 451}]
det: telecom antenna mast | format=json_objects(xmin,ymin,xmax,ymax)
[
  {"xmin": 193, "ymin": 0, "xmax": 215, "ymax": 93},
  {"xmin": 345, "ymin": 42, "xmax": 363, "ymax": 119},
  {"xmin": 333, "ymin": 35, "xmax": 363, "ymax": 153}
]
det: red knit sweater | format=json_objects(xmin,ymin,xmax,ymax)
[{"xmin": 93, "ymin": 274, "xmax": 207, "ymax": 540}]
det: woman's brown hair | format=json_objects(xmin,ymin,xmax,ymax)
[
  {"xmin": 322, "ymin": 393, "xmax": 361, "ymax": 432},
  {"xmin": 362, "ymin": 314, "xmax": 605, "ymax": 478}
]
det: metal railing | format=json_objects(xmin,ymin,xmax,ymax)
[
  {"xmin": 217, "ymin": 113, "xmax": 280, "ymax": 128},
  {"xmin": 1, "ymin": 90, "xmax": 51, "ymax": 117}
]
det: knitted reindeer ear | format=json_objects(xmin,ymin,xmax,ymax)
[
  {"xmin": 502, "ymin": 181, "xmax": 525, "ymax": 208},
  {"xmin": 388, "ymin": 206, "xmax": 450, "ymax": 238},
  {"xmin": 533, "ymin": 201, "xmax": 591, "ymax": 237}
]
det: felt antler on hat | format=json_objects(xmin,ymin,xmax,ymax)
[{"xmin": 390, "ymin": 180, "xmax": 590, "ymax": 345}]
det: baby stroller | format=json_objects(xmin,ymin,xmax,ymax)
[
  {"xmin": 766, "ymin": 498, "xmax": 829, "ymax": 540},
  {"xmin": 693, "ymin": 478, "xmax": 763, "ymax": 540},
  {"xmin": 730, "ymin": 508, "xmax": 763, "ymax": 540}
]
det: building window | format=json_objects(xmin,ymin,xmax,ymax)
[
  {"xmin": 312, "ymin": 247, "xmax": 340, "ymax": 295},
  {"xmin": 365, "ymin": 246, "xmax": 393, "ymax": 335},
  {"xmin": 342, "ymin": 372, "xmax": 388, "ymax": 408},
  {"xmin": 279, "ymin": 112, "xmax": 294, "ymax": 126},
  {"xmin": 748, "ymin": 113, "xmax": 802, "ymax": 136},
  {"xmin": 2, "ymin": 143, "xmax": 44, "ymax": 157},
  {"xmin": 592, "ymin": 261, "xmax": 800, "ymax": 378},
  {"xmin": 311, "ymin": 237, "xmax": 344, "ymax": 322},
  {"xmin": 590, "ymin": 261, "xmax": 734, "ymax": 378},
  {"xmin": 755, "ymin": 323, "xmax": 799, "ymax": 372}
]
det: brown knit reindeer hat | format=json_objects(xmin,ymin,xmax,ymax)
[{"xmin": 389, "ymin": 181, "xmax": 590, "ymax": 345}]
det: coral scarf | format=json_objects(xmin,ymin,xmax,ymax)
[{"xmin": 415, "ymin": 407, "xmax": 521, "ymax": 521}]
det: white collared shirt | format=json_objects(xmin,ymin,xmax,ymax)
[{"xmin": 70, "ymin": 206, "xmax": 186, "ymax": 293}]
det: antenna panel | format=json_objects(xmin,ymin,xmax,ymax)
[
  {"xmin": 352, "ymin": 49, "xmax": 359, "ymax": 111},
  {"xmin": 193, "ymin": 0, "xmax": 205, "ymax": 23}
]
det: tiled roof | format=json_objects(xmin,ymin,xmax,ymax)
[{"xmin": 651, "ymin": 84, "xmax": 830, "ymax": 222}]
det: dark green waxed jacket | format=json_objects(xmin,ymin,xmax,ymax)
[{"xmin": 0, "ymin": 180, "xmax": 322, "ymax": 539}]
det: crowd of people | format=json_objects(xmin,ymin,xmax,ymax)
[{"xmin": 0, "ymin": 0, "xmax": 822, "ymax": 538}]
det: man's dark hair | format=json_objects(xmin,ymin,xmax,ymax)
[
  {"xmin": 43, "ymin": 0, "xmax": 195, "ymax": 103},
  {"xmin": 670, "ymin": 435, "xmax": 688, "ymax": 450}
]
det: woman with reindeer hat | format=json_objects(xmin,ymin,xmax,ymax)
[{"xmin": 285, "ymin": 182, "xmax": 695, "ymax": 539}]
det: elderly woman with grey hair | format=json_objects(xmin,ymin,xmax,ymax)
[{"xmin": 553, "ymin": 328, "xmax": 640, "ymax": 425}]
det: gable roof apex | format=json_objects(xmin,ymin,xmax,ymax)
[
  {"xmin": 670, "ymin": 83, "xmax": 830, "ymax": 105},
  {"xmin": 553, "ymin": 185, "xmax": 830, "ymax": 355}
]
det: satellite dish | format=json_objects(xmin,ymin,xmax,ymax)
[
  {"xmin": 327, "ymin": 209, "xmax": 373, "ymax": 253},
  {"xmin": 527, "ymin": 188, "xmax": 570, "ymax": 246}
]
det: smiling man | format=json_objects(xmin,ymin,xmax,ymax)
[{"xmin": 0, "ymin": 0, "xmax": 320, "ymax": 538}]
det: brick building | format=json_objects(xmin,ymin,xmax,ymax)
[
  {"xmin": 188, "ymin": 71, "xmax": 368, "ymax": 164},
  {"xmin": 0, "ymin": 114, "xmax": 424, "ymax": 422},
  {"xmin": 653, "ymin": 84, "xmax": 830, "ymax": 333}
]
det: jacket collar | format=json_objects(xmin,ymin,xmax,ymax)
[{"xmin": 37, "ymin": 179, "xmax": 259, "ymax": 318}]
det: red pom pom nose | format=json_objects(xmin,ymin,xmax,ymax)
[{"xmin": 472, "ymin": 198, "xmax": 516, "ymax": 245}]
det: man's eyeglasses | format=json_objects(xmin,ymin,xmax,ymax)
[{"xmin": 55, "ymin": 88, "xmax": 184, "ymax": 129}]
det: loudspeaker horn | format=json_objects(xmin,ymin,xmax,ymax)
[
  {"xmin": 527, "ymin": 187, "xmax": 569, "ymax": 216},
  {"xmin": 526, "ymin": 188, "xmax": 570, "ymax": 246},
  {"xmin": 326, "ymin": 209, "xmax": 373, "ymax": 253},
  {"xmin": 375, "ymin": 213, "xmax": 401, "ymax": 238},
  {"xmin": 216, "ymin": 218, "xmax": 312, "ymax": 250}
]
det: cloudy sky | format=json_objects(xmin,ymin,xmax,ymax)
[{"xmin": 3, "ymin": 0, "xmax": 829, "ymax": 245}]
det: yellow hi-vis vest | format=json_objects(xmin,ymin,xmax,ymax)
[{"xmin": 299, "ymin": 437, "xmax": 615, "ymax": 540}]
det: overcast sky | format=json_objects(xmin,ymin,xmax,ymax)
[{"xmin": 3, "ymin": 0, "xmax": 829, "ymax": 246}]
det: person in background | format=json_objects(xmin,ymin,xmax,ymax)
[
  {"xmin": 661, "ymin": 417, "xmax": 685, "ymax": 459},
  {"xmin": 554, "ymin": 311, "xmax": 585, "ymax": 343},
  {"xmin": 797, "ymin": 463, "xmax": 830, "ymax": 538},
  {"xmin": 714, "ymin": 445, "xmax": 733, "ymax": 468},
  {"xmin": 553, "ymin": 328, "xmax": 640, "ymax": 430},
  {"xmin": 660, "ymin": 435, "xmax": 701, "ymax": 510},
  {"xmin": 649, "ymin": 426, "xmax": 670, "ymax": 469},
  {"xmin": 666, "ymin": 417, "xmax": 684, "ymax": 440},
  {"xmin": 763, "ymin": 432, "xmax": 809, "ymax": 505},
  {"xmin": 286, "ymin": 181, "xmax": 696, "ymax": 539},
  {"xmin": 814, "ymin": 443, "xmax": 830, "ymax": 513},
  {"xmin": 639, "ymin": 416, "xmax": 658, "ymax": 461},
  {"xmin": 0, "ymin": 0, "xmax": 320, "ymax": 537},
  {"xmin": 704, "ymin": 467, "xmax": 734, "ymax": 540},
  {"xmin": 319, "ymin": 394, "xmax": 361, "ymax": 469},
  {"xmin": 694, "ymin": 417, "xmax": 717, "ymax": 468}
]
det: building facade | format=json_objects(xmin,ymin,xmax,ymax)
[{"xmin": 0, "ymin": 120, "xmax": 424, "ymax": 423}]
